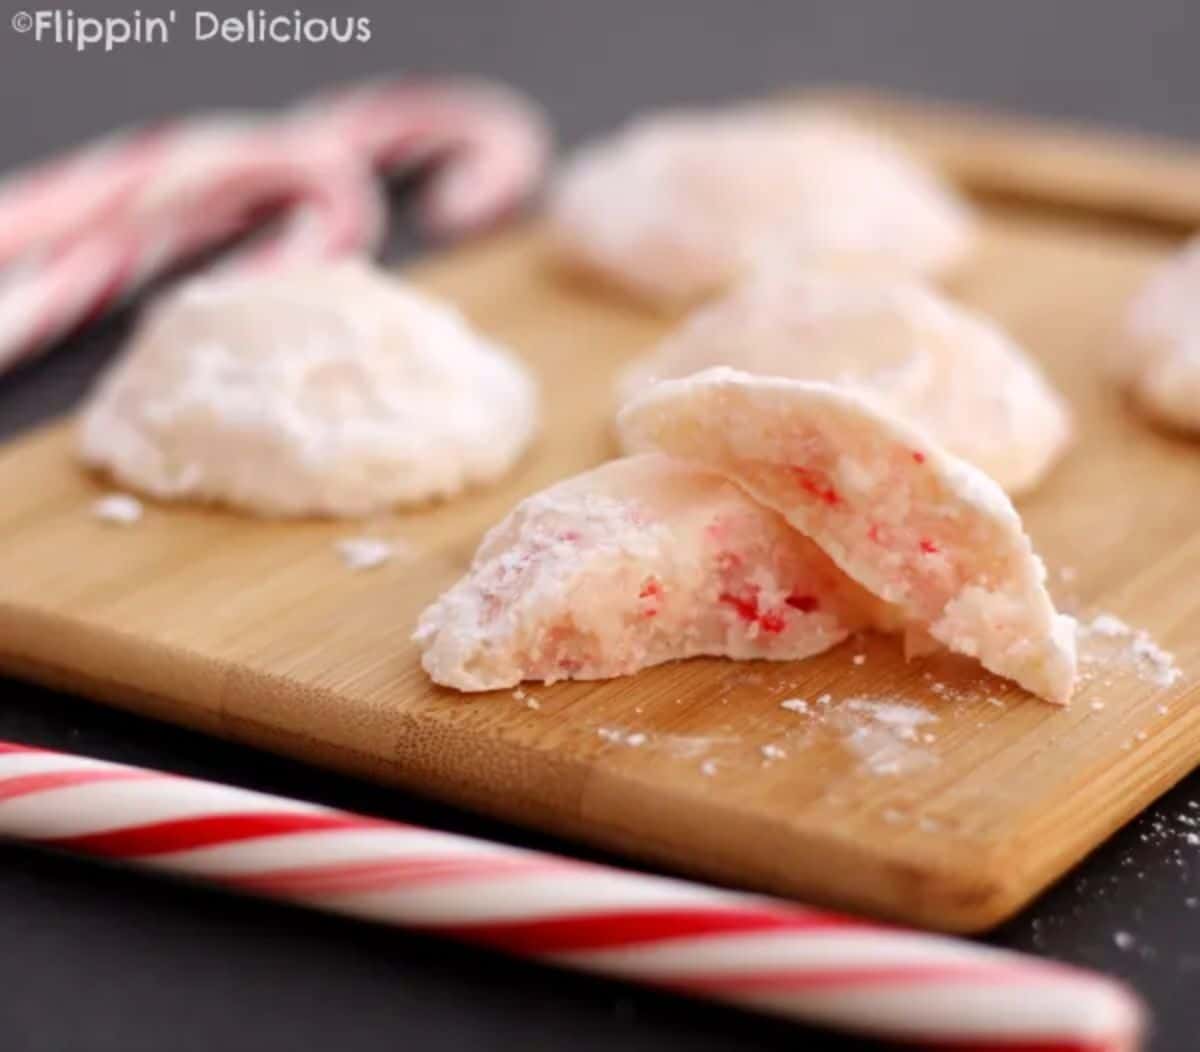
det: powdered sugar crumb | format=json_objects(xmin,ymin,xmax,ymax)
[
  {"xmin": 91, "ymin": 493, "xmax": 143, "ymax": 525},
  {"xmin": 598, "ymin": 727, "xmax": 648, "ymax": 748},
  {"xmin": 335, "ymin": 536, "xmax": 396, "ymax": 571}
]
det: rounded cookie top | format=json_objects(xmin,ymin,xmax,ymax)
[
  {"xmin": 616, "ymin": 269, "xmax": 1071, "ymax": 494},
  {"xmin": 549, "ymin": 107, "xmax": 974, "ymax": 306},
  {"xmin": 78, "ymin": 260, "xmax": 539, "ymax": 517}
]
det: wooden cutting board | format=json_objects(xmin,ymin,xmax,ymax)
[{"xmin": 2, "ymin": 90, "xmax": 1198, "ymax": 933}]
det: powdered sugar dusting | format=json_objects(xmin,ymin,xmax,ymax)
[
  {"xmin": 1077, "ymin": 612, "xmax": 1182, "ymax": 688},
  {"xmin": 828, "ymin": 698, "xmax": 939, "ymax": 776}
]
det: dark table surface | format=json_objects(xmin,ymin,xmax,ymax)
[{"xmin": 0, "ymin": 2, "xmax": 1198, "ymax": 1049}]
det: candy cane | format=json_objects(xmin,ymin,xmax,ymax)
[
  {"xmin": 295, "ymin": 78, "xmax": 552, "ymax": 235},
  {"xmin": 0, "ymin": 77, "xmax": 550, "ymax": 373},
  {"xmin": 0, "ymin": 741, "xmax": 1142, "ymax": 1051}
]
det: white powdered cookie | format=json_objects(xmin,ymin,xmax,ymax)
[
  {"xmin": 415, "ymin": 455, "xmax": 895, "ymax": 691},
  {"xmin": 616, "ymin": 270, "xmax": 1071, "ymax": 494},
  {"xmin": 619, "ymin": 369, "xmax": 1076, "ymax": 704},
  {"xmin": 79, "ymin": 261, "xmax": 538, "ymax": 517},
  {"xmin": 1117, "ymin": 237, "xmax": 1200, "ymax": 431},
  {"xmin": 550, "ymin": 107, "xmax": 974, "ymax": 306}
]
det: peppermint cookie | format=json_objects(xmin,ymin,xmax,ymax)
[
  {"xmin": 1117, "ymin": 237, "xmax": 1200, "ymax": 431},
  {"xmin": 415, "ymin": 454, "xmax": 895, "ymax": 691},
  {"xmin": 550, "ymin": 107, "xmax": 974, "ymax": 306},
  {"xmin": 79, "ymin": 261, "xmax": 538, "ymax": 517},
  {"xmin": 616, "ymin": 270, "xmax": 1070, "ymax": 494},
  {"xmin": 619, "ymin": 369, "xmax": 1076, "ymax": 704}
]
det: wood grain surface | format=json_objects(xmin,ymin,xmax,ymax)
[{"xmin": 0, "ymin": 95, "xmax": 1197, "ymax": 932}]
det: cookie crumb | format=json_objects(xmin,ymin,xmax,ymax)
[
  {"xmin": 335, "ymin": 536, "xmax": 393, "ymax": 571},
  {"xmin": 91, "ymin": 493, "xmax": 143, "ymax": 525}
]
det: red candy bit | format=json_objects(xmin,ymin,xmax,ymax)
[
  {"xmin": 758, "ymin": 611, "xmax": 787, "ymax": 634},
  {"xmin": 638, "ymin": 578, "xmax": 663, "ymax": 600},
  {"xmin": 867, "ymin": 522, "xmax": 884, "ymax": 545},
  {"xmin": 912, "ymin": 450, "xmax": 926, "ymax": 464},
  {"xmin": 785, "ymin": 593, "xmax": 819, "ymax": 613},
  {"xmin": 719, "ymin": 591, "xmax": 759, "ymax": 623},
  {"xmin": 789, "ymin": 466, "xmax": 841, "ymax": 507},
  {"xmin": 558, "ymin": 529, "xmax": 582, "ymax": 543},
  {"xmin": 638, "ymin": 577, "xmax": 663, "ymax": 617},
  {"xmin": 919, "ymin": 538, "xmax": 940, "ymax": 554}
]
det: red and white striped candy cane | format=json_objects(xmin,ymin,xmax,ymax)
[
  {"xmin": 0, "ymin": 741, "xmax": 1142, "ymax": 1051},
  {"xmin": 0, "ymin": 77, "xmax": 550, "ymax": 373},
  {"xmin": 294, "ymin": 78, "xmax": 552, "ymax": 235}
]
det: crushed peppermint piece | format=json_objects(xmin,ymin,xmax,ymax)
[
  {"xmin": 335, "ymin": 536, "xmax": 394, "ymax": 571},
  {"xmin": 91, "ymin": 493, "xmax": 143, "ymax": 525}
]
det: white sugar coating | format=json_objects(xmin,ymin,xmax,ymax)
[
  {"xmin": 415, "ymin": 454, "xmax": 892, "ymax": 691},
  {"xmin": 550, "ymin": 106, "xmax": 973, "ymax": 305},
  {"xmin": 78, "ymin": 261, "xmax": 539, "ymax": 517},
  {"xmin": 619, "ymin": 369, "xmax": 1076, "ymax": 704},
  {"xmin": 1115, "ymin": 236, "xmax": 1200, "ymax": 431},
  {"xmin": 91, "ymin": 493, "xmax": 143, "ymax": 525},
  {"xmin": 335, "ymin": 536, "xmax": 394, "ymax": 571},
  {"xmin": 761, "ymin": 743, "xmax": 787, "ymax": 760},
  {"xmin": 780, "ymin": 698, "xmax": 809, "ymax": 714},
  {"xmin": 615, "ymin": 271, "xmax": 1070, "ymax": 495}
]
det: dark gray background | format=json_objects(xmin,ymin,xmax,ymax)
[{"xmin": 0, "ymin": 2, "xmax": 1198, "ymax": 1050}]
